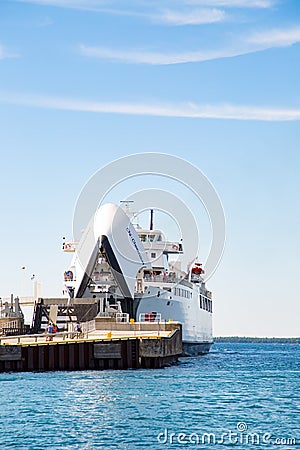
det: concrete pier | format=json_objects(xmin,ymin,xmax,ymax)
[{"xmin": 0, "ymin": 320, "xmax": 182, "ymax": 372}]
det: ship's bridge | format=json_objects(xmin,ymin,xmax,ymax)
[
  {"xmin": 137, "ymin": 230, "xmax": 183, "ymax": 255},
  {"xmin": 135, "ymin": 229, "xmax": 184, "ymax": 291}
]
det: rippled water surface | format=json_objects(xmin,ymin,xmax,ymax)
[{"xmin": 1, "ymin": 343, "xmax": 299, "ymax": 449}]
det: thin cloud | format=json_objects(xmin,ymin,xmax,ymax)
[
  {"xmin": 0, "ymin": 45, "xmax": 19, "ymax": 60},
  {"xmin": 79, "ymin": 44, "xmax": 258, "ymax": 65},
  {"xmin": 14, "ymin": 0, "xmax": 111, "ymax": 11},
  {"xmin": 14, "ymin": 0, "xmax": 275, "ymax": 12},
  {"xmin": 0, "ymin": 91, "xmax": 299, "ymax": 121},
  {"xmin": 248, "ymin": 26, "xmax": 300, "ymax": 47},
  {"xmin": 184, "ymin": 0, "xmax": 275, "ymax": 7},
  {"xmin": 16, "ymin": 0, "xmax": 106, "ymax": 6},
  {"xmin": 15, "ymin": 0, "xmax": 275, "ymax": 8},
  {"xmin": 80, "ymin": 23, "xmax": 300, "ymax": 65},
  {"xmin": 157, "ymin": 8, "xmax": 226, "ymax": 26}
]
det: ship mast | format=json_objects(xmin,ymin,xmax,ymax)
[{"xmin": 150, "ymin": 209, "xmax": 154, "ymax": 231}]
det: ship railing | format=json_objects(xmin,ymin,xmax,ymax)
[
  {"xmin": 0, "ymin": 330, "xmax": 92, "ymax": 344},
  {"xmin": 1, "ymin": 296, "xmax": 36, "ymax": 306},
  {"xmin": 0, "ymin": 319, "xmax": 20, "ymax": 328},
  {"xmin": 80, "ymin": 313, "xmax": 129, "ymax": 332},
  {"xmin": 139, "ymin": 312, "xmax": 162, "ymax": 322},
  {"xmin": 97, "ymin": 311, "xmax": 117, "ymax": 318},
  {"xmin": 81, "ymin": 320, "xmax": 96, "ymax": 333},
  {"xmin": 143, "ymin": 275, "xmax": 181, "ymax": 283},
  {"xmin": 116, "ymin": 313, "xmax": 129, "ymax": 323}
]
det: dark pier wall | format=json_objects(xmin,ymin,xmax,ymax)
[
  {"xmin": 0, "ymin": 340, "xmax": 139, "ymax": 372},
  {"xmin": 0, "ymin": 329, "xmax": 181, "ymax": 373}
]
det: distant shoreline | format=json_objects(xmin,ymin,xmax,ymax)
[{"xmin": 214, "ymin": 337, "xmax": 300, "ymax": 344}]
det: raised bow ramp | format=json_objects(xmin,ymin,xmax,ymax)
[{"xmin": 71, "ymin": 203, "xmax": 151, "ymax": 299}]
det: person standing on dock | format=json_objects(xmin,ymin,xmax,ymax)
[
  {"xmin": 74, "ymin": 321, "xmax": 82, "ymax": 339},
  {"xmin": 46, "ymin": 322, "xmax": 54, "ymax": 341}
]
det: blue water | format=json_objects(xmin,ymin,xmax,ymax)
[{"xmin": 0, "ymin": 343, "xmax": 299, "ymax": 449}]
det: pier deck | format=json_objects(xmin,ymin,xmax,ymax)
[{"xmin": 0, "ymin": 320, "xmax": 182, "ymax": 372}]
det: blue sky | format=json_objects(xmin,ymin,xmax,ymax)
[{"xmin": 0, "ymin": 0, "xmax": 299, "ymax": 336}]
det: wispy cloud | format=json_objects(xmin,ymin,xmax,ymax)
[
  {"xmin": 79, "ymin": 44, "xmax": 257, "ymax": 65},
  {"xmin": 0, "ymin": 45, "xmax": 19, "ymax": 60},
  {"xmin": 15, "ymin": 0, "xmax": 276, "ymax": 8},
  {"xmin": 14, "ymin": 0, "xmax": 110, "ymax": 10},
  {"xmin": 80, "ymin": 23, "xmax": 300, "ymax": 65},
  {"xmin": 14, "ymin": 0, "xmax": 275, "ymax": 12},
  {"xmin": 184, "ymin": 0, "xmax": 275, "ymax": 8},
  {"xmin": 0, "ymin": 91, "xmax": 299, "ymax": 121},
  {"xmin": 157, "ymin": 8, "xmax": 226, "ymax": 25},
  {"xmin": 16, "ymin": 0, "xmax": 104, "ymax": 6},
  {"xmin": 248, "ymin": 26, "xmax": 300, "ymax": 46}
]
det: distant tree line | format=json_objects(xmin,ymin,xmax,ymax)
[{"xmin": 214, "ymin": 336, "xmax": 300, "ymax": 344}]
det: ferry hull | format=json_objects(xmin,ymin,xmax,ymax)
[
  {"xmin": 135, "ymin": 286, "xmax": 213, "ymax": 356},
  {"xmin": 182, "ymin": 341, "xmax": 213, "ymax": 356}
]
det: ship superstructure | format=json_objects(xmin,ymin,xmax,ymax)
[{"xmin": 63, "ymin": 203, "xmax": 213, "ymax": 355}]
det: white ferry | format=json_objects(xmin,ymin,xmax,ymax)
[{"xmin": 63, "ymin": 203, "xmax": 213, "ymax": 355}]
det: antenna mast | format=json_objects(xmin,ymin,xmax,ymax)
[{"xmin": 150, "ymin": 209, "xmax": 154, "ymax": 230}]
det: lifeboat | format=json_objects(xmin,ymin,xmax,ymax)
[{"xmin": 191, "ymin": 264, "xmax": 204, "ymax": 275}]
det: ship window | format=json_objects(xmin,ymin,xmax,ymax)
[
  {"xmin": 157, "ymin": 234, "xmax": 162, "ymax": 241},
  {"xmin": 151, "ymin": 252, "xmax": 156, "ymax": 258},
  {"xmin": 140, "ymin": 234, "xmax": 147, "ymax": 242}
]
